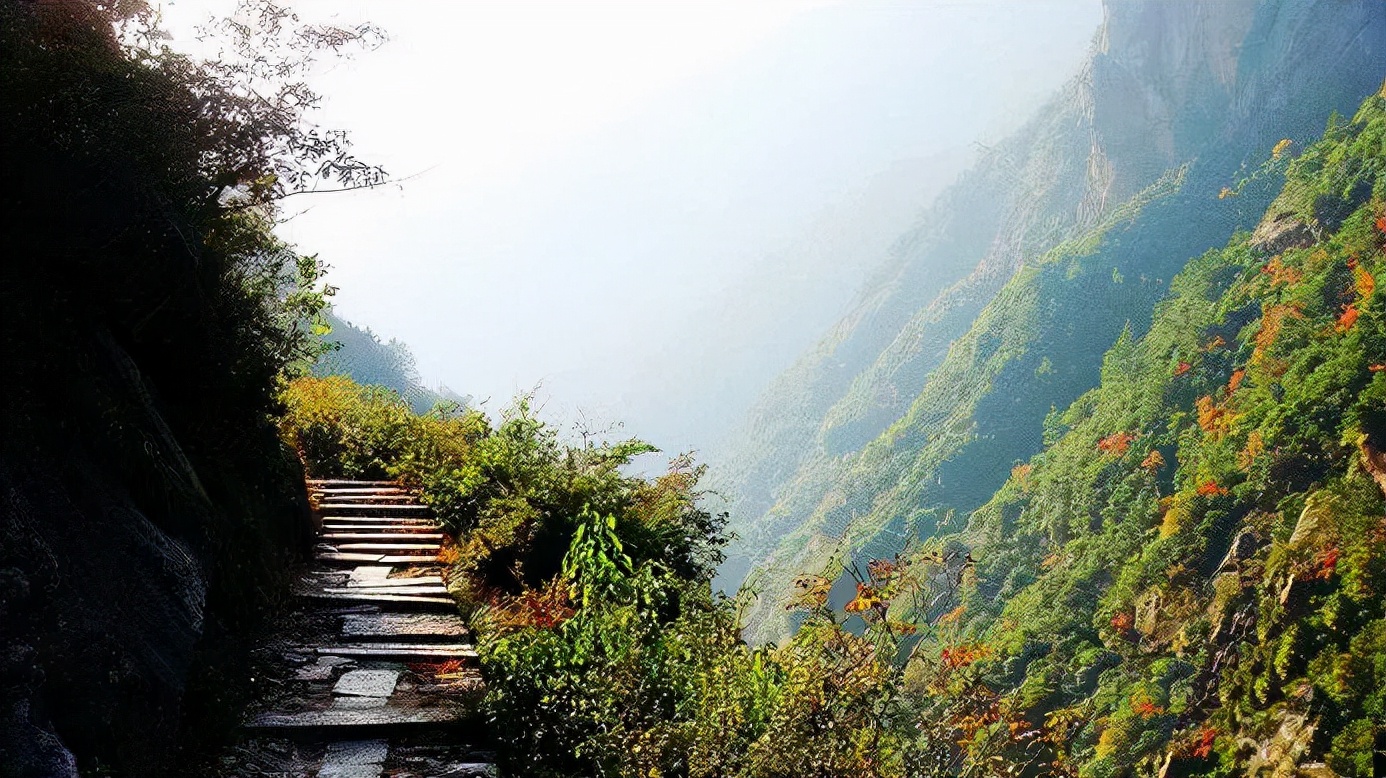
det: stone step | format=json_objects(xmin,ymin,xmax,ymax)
[
  {"xmin": 321, "ymin": 529, "xmax": 446, "ymax": 538},
  {"xmin": 319, "ymin": 739, "xmax": 389, "ymax": 778},
  {"xmin": 317, "ymin": 552, "xmax": 393, "ymax": 564},
  {"xmin": 323, "ymin": 523, "xmax": 443, "ymax": 533},
  {"xmin": 329, "ymin": 543, "xmax": 442, "ymax": 552},
  {"xmin": 346, "ymin": 573, "xmax": 446, "ymax": 589},
  {"xmin": 298, "ymin": 591, "xmax": 455, "ymax": 609},
  {"xmin": 245, "ymin": 705, "xmax": 473, "ymax": 737},
  {"xmin": 308, "ymin": 479, "xmax": 399, "ymax": 487},
  {"xmin": 315, "ymin": 494, "xmax": 417, "ymax": 503},
  {"xmin": 316, "ymin": 553, "xmax": 446, "ymax": 566},
  {"xmin": 323, "ymin": 515, "xmax": 440, "ymax": 525},
  {"xmin": 314, "ymin": 642, "xmax": 478, "ymax": 661},
  {"xmin": 324, "ymin": 585, "xmax": 450, "ymax": 597},
  {"xmin": 340, "ymin": 613, "xmax": 470, "ymax": 641},
  {"xmin": 319, "ymin": 503, "xmax": 432, "ymax": 513}
]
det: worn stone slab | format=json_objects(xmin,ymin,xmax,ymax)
[
  {"xmin": 322, "ymin": 515, "xmax": 437, "ymax": 523},
  {"xmin": 318, "ymin": 764, "xmax": 382, "ymax": 778},
  {"xmin": 300, "ymin": 592, "xmax": 455, "ymax": 609},
  {"xmin": 324, "ymin": 740, "xmax": 389, "ymax": 764},
  {"xmin": 333, "ymin": 695, "xmax": 389, "ymax": 710},
  {"xmin": 316, "ymin": 643, "xmax": 477, "ymax": 661},
  {"xmin": 294, "ymin": 664, "xmax": 335, "ymax": 682},
  {"xmin": 318, "ymin": 503, "xmax": 431, "ymax": 512},
  {"xmin": 324, "ymin": 522, "xmax": 442, "ymax": 532},
  {"xmin": 340, "ymin": 613, "xmax": 469, "ymax": 640},
  {"xmin": 316, "ymin": 552, "xmax": 387, "ymax": 564},
  {"xmin": 333, "ymin": 543, "xmax": 441, "ymax": 552},
  {"xmin": 308, "ymin": 479, "xmax": 398, "ymax": 487},
  {"xmin": 246, "ymin": 705, "xmax": 468, "ymax": 732},
  {"xmin": 325, "ymin": 585, "xmax": 449, "ymax": 597},
  {"xmin": 347, "ymin": 566, "xmax": 393, "ymax": 586},
  {"xmin": 333, "ymin": 669, "xmax": 400, "ymax": 698},
  {"xmin": 346, "ymin": 572, "xmax": 445, "ymax": 589},
  {"xmin": 323, "ymin": 533, "xmax": 446, "ymax": 542}
]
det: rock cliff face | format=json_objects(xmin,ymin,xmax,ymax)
[
  {"xmin": 0, "ymin": 7, "xmax": 318, "ymax": 771},
  {"xmin": 0, "ymin": 155, "xmax": 316, "ymax": 776},
  {"xmin": 712, "ymin": 0, "xmax": 1386, "ymax": 640}
]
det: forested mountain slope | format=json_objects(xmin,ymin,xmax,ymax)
[
  {"xmin": 920, "ymin": 88, "xmax": 1386, "ymax": 775},
  {"xmin": 714, "ymin": 0, "xmax": 1386, "ymax": 642},
  {"xmin": 314, "ymin": 311, "xmax": 470, "ymax": 414}
]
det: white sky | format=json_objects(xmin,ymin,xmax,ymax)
[{"xmin": 158, "ymin": 0, "xmax": 1102, "ymax": 453}]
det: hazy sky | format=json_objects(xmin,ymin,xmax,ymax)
[{"xmin": 161, "ymin": 0, "xmax": 1101, "ymax": 451}]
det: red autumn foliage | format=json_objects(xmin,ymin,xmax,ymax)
[
  {"xmin": 1110, "ymin": 612, "xmax": 1134, "ymax": 633},
  {"xmin": 1174, "ymin": 361, "xmax": 1193, "ymax": 376},
  {"xmin": 1141, "ymin": 450, "xmax": 1166, "ymax": 470},
  {"xmin": 1132, "ymin": 699, "xmax": 1165, "ymax": 718},
  {"xmin": 1196, "ymin": 480, "xmax": 1229, "ymax": 497},
  {"xmin": 1313, "ymin": 546, "xmax": 1340, "ymax": 580},
  {"xmin": 1192, "ymin": 726, "xmax": 1218, "ymax": 758},
  {"xmin": 1097, "ymin": 431, "xmax": 1136, "ymax": 456}
]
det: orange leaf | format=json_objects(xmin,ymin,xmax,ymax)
[
  {"xmin": 1196, "ymin": 480, "xmax": 1229, "ymax": 497},
  {"xmin": 1141, "ymin": 450, "xmax": 1166, "ymax": 470},
  {"xmin": 1337, "ymin": 304, "xmax": 1360, "ymax": 331},
  {"xmin": 1097, "ymin": 431, "xmax": 1136, "ymax": 456},
  {"xmin": 1174, "ymin": 361, "xmax": 1193, "ymax": 376},
  {"xmin": 1227, "ymin": 369, "xmax": 1246, "ymax": 394}
]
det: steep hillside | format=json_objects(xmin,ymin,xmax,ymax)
[
  {"xmin": 924, "ymin": 89, "xmax": 1386, "ymax": 775},
  {"xmin": 715, "ymin": 0, "xmax": 1386, "ymax": 641}
]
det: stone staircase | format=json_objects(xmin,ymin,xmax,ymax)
[{"xmin": 220, "ymin": 479, "xmax": 494, "ymax": 777}]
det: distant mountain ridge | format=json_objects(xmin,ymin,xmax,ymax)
[
  {"xmin": 711, "ymin": 0, "xmax": 1386, "ymax": 641},
  {"xmin": 314, "ymin": 311, "xmax": 469, "ymax": 414}
]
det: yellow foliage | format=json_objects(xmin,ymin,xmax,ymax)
[
  {"xmin": 1353, "ymin": 264, "xmax": 1376, "ymax": 300},
  {"xmin": 1239, "ymin": 430, "xmax": 1266, "ymax": 471},
  {"xmin": 1094, "ymin": 722, "xmax": 1124, "ymax": 760},
  {"xmin": 1251, "ymin": 302, "xmax": 1304, "ymax": 365},
  {"xmin": 1160, "ymin": 493, "xmax": 1196, "ymax": 538},
  {"xmin": 1011, "ymin": 463, "xmax": 1032, "ymax": 488},
  {"xmin": 1271, "ymin": 138, "xmax": 1292, "ymax": 160}
]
